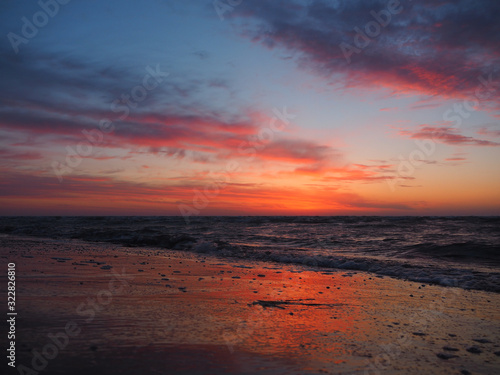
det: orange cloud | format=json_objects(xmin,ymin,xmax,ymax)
[{"xmin": 0, "ymin": 169, "xmax": 416, "ymax": 216}]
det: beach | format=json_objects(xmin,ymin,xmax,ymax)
[
  {"xmin": 2, "ymin": 1, "xmax": 500, "ymax": 374},
  {"xmin": 2, "ymin": 235, "xmax": 499, "ymax": 374}
]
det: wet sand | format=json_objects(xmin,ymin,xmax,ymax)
[{"xmin": 2, "ymin": 236, "xmax": 500, "ymax": 374}]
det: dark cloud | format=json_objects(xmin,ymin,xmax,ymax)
[
  {"xmin": 400, "ymin": 125, "xmax": 500, "ymax": 146},
  {"xmin": 257, "ymin": 138, "xmax": 341, "ymax": 164},
  {"xmin": 0, "ymin": 45, "xmax": 258, "ymax": 150},
  {"xmin": 0, "ymin": 46, "xmax": 344, "ymax": 168},
  {"xmin": 233, "ymin": 0, "xmax": 500, "ymax": 99}
]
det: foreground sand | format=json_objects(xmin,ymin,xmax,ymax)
[{"xmin": 1, "ymin": 236, "xmax": 499, "ymax": 375}]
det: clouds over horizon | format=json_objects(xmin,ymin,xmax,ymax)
[
  {"xmin": 0, "ymin": 169, "xmax": 417, "ymax": 215},
  {"xmin": 1, "ymin": 0, "xmax": 499, "ymax": 215}
]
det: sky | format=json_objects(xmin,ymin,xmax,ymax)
[{"xmin": 0, "ymin": 0, "xmax": 499, "ymax": 216}]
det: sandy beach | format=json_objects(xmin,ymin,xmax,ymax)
[
  {"xmin": 2, "ymin": 235, "xmax": 500, "ymax": 375},
  {"xmin": 2, "ymin": 1, "xmax": 500, "ymax": 374}
]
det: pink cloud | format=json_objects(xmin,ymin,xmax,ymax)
[
  {"xmin": 0, "ymin": 149, "xmax": 44, "ymax": 161},
  {"xmin": 477, "ymin": 126, "xmax": 500, "ymax": 138}
]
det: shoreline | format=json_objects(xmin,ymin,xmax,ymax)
[
  {"xmin": 2, "ymin": 231, "xmax": 499, "ymax": 294},
  {"xmin": 2, "ymin": 236, "xmax": 500, "ymax": 374}
]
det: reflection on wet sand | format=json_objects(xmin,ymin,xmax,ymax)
[{"xmin": 5, "ymin": 236, "xmax": 500, "ymax": 375}]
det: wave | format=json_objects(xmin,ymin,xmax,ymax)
[
  {"xmin": 401, "ymin": 241, "xmax": 500, "ymax": 262},
  {"xmin": 1, "ymin": 216, "xmax": 499, "ymax": 293},
  {"xmin": 188, "ymin": 241, "xmax": 500, "ymax": 293}
]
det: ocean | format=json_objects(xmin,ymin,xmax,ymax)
[{"xmin": 2, "ymin": 216, "xmax": 499, "ymax": 292}]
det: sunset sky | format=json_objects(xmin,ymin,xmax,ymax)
[{"xmin": 1, "ymin": 0, "xmax": 499, "ymax": 216}]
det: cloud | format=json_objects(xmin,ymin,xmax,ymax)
[
  {"xmin": 270, "ymin": 162, "xmax": 401, "ymax": 183},
  {"xmin": 0, "ymin": 149, "xmax": 44, "ymax": 161},
  {"xmin": 477, "ymin": 125, "xmax": 500, "ymax": 138},
  {"xmin": 253, "ymin": 138, "xmax": 341, "ymax": 165},
  {"xmin": 400, "ymin": 125, "xmax": 500, "ymax": 146},
  {"xmin": 232, "ymin": 0, "xmax": 500, "ymax": 100},
  {"xmin": 0, "ymin": 170, "xmax": 417, "ymax": 215},
  {"xmin": 0, "ymin": 45, "xmax": 346, "ymax": 170},
  {"xmin": 0, "ymin": 48, "xmax": 344, "ymax": 168}
]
